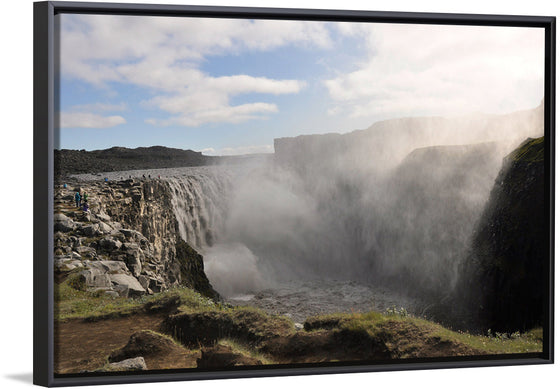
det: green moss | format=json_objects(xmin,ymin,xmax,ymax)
[
  {"xmin": 305, "ymin": 311, "xmax": 542, "ymax": 356},
  {"xmin": 55, "ymin": 279, "xmax": 217, "ymax": 321},
  {"xmin": 66, "ymin": 272, "xmax": 87, "ymax": 292},
  {"xmin": 218, "ymin": 339, "xmax": 274, "ymax": 365},
  {"xmin": 507, "ymin": 137, "xmax": 544, "ymax": 163}
]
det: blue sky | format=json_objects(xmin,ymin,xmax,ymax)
[{"xmin": 56, "ymin": 15, "xmax": 544, "ymax": 154}]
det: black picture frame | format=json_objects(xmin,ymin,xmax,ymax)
[{"xmin": 34, "ymin": 1, "xmax": 555, "ymax": 387}]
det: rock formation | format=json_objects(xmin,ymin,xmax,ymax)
[
  {"xmin": 54, "ymin": 178, "xmax": 218, "ymax": 300},
  {"xmin": 453, "ymin": 137, "xmax": 547, "ymax": 333}
]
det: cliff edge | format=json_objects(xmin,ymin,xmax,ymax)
[{"xmin": 54, "ymin": 178, "xmax": 219, "ymax": 301}]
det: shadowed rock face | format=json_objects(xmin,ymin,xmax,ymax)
[{"xmin": 453, "ymin": 137, "xmax": 547, "ymax": 333}]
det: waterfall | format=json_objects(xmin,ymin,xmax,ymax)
[
  {"xmin": 162, "ymin": 144, "xmax": 504, "ymax": 300},
  {"xmin": 165, "ymin": 167, "xmax": 233, "ymax": 250}
]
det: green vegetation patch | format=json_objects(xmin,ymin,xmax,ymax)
[
  {"xmin": 508, "ymin": 137, "xmax": 544, "ymax": 163},
  {"xmin": 218, "ymin": 339, "xmax": 274, "ymax": 365},
  {"xmin": 304, "ymin": 311, "xmax": 542, "ymax": 357},
  {"xmin": 162, "ymin": 305, "xmax": 295, "ymax": 348},
  {"xmin": 55, "ymin": 275, "xmax": 217, "ymax": 321}
]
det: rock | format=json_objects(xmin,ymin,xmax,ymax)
[
  {"xmin": 109, "ymin": 274, "xmax": 146, "ymax": 297},
  {"xmin": 85, "ymin": 260, "xmax": 129, "ymax": 274},
  {"xmin": 124, "ymin": 245, "xmax": 145, "ymax": 277},
  {"xmin": 80, "ymin": 224, "xmax": 100, "ymax": 237},
  {"xmin": 70, "ymin": 251, "xmax": 82, "ymax": 260},
  {"xmin": 108, "ymin": 331, "xmax": 177, "ymax": 363},
  {"xmin": 54, "ymin": 213, "xmax": 75, "ymax": 232},
  {"xmin": 96, "ymin": 211, "xmax": 112, "ymax": 223},
  {"xmin": 137, "ymin": 275, "xmax": 150, "ymax": 290},
  {"xmin": 97, "ymin": 221, "xmax": 114, "ymax": 234},
  {"xmin": 113, "ymin": 284, "xmax": 130, "ymax": 297},
  {"xmin": 454, "ymin": 137, "xmax": 546, "ymax": 333},
  {"xmin": 99, "ymin": 237, "xmax": 122, "ymax": 251},
  {"xmin": 108, "ymin": 221, "xmax": 123, "ymax": 230},
  {"xmin": 294, "ymin": 323, "xmax": 304, "ymax": 330},
  {"xmin": 120, "ymin": 229, "xmax": 146, "ymax": 242},
  {"xmin": 138, "ymin": 275, "xmax": 164, "ymax": 293},
  {"xmin": 105, "ymin": 357, "xmax": 147, "ymax": 372},
  {"xmin": 54, "ymin": 255, "xmax": 83, "ymax": 272},
  {"xmin": 75, "ymin": 246, "xmax": 97, "ymax": 259},
  {"xmin": 196, "ymin": 345, "xmax": 262, "ymax": 368},
  {"xmin": 130, "ymin": 190, "xmax": 143, "ymax": 202},
  {"xmin": 80, "ymin": 268, "xmax": 112, "ymax": 288}
]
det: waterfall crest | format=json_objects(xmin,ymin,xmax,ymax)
[{"xmin": 165, "ymin": 167, "xmax": 233, "ymax": 250}]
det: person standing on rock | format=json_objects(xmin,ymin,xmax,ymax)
[
  {"xmin": 83, "ymin": 191, "xmax": 89, "ymax": 204},
  {"xmin": 75, "ymin": 191, "xmax": 81, "ymax": 208}
]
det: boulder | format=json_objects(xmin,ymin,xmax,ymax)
[
  {"xmin": 54, "ymin": 213, "xmax": 75, "ymax": 232},
  {"xmin": 99, "ymin": 237, "xmax": 122, "ymax": 251},
  {"xmin": 108, "ymin": 221, "xmax": 123, "ymax": 231},
  {"xmin": 138, "ymin": 275, "xmax": 164, "ymax": 293},
  {"xmin": 96, "ymin": 211, "xmax": 112, "ymax": 223},
  {"xmin": 80, "ymin": 268, "xmax": 112, "ymax": 288},
  {"xmin": 124, "ymin": 245, "xmax": 145, "ymax": 277},
  {"xmin": 54, "ymin": 255, "xmax": 84, "ymax": 272},
  {"xmin": 75, "ymin": 246, "xmax": 97, "ymax": 259},
  {"xmin": 97, "ymin": 221, "xmax": 114, "ymax": 234},
  {"xmin": 80, "ymin": 224, "xmax": 100, "ymax": 237},
  {"xmin": 120, "ymin": 229, "xmax": 146, "ymax": 242},
  {"xmin": 106, "ymin": 357, "xmax": 147, "ymax": 372},
  {"xmin": 109, "ymin": 274, "xmax": 146, "ymax": 297},
  {"xmin": 70, "ymin": 251, "xmax": 82, "ymax": 260},
  {"xmin": 84, "ymin": 260, "xmax": 129, "ymax": 274}
]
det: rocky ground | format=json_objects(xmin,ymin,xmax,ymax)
[{"xmin": 54, "ymin": 177, "xmax": 217, "ymax": 299}]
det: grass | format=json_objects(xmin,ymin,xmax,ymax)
[
  {"xmin": 432, "ymin": 325, "xmax": 542, "ymax": 354},
  {"xmin": 508, "ymin": 137, "xmax": 544, "ymax": 163},
  {"xmin": 56, "ymin": 272, "xmax": 542, "ymax": 358},
  {"xmin": 306, "ymin": 310, "xmax": 542, "ymax": 355},
  {"xmin": 55, "ymin": 276, "xmax": 218, "ymax": 321},
  {"xmin": 218, "ymin": 339, "xmax": 275, "ymax": 365}
]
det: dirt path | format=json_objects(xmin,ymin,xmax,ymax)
[{"xmin": 54, "ymin": 313, "xmax": 198, "ymax": 374}]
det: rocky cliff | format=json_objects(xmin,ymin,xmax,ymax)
[
  {"xmin": 274, "ymin": 102, "xmax": 543, "ymax": 178},
  {"xmin": 54, "ymin": 178, "xmax": 219, "ymax": 300},
  {"xmin": 452, "ymin": 137, "xmax": 547, "ymax": 333}
]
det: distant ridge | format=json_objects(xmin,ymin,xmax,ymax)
[
  {"xmin": 55, "ymin": 145, "xmax": 273, "ymax": 177},
  {"xmin": 55, "ymin": 146, "xmax": 217, "ymax": 176}
]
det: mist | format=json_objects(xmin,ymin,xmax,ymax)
[{"xmin": 169, "ymin": 102, "xmax": 543, "ymax": 301}]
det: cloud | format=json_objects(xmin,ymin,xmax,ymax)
[
  {"xmin": 142, "ymin": 75, "xmax": 304, "ymax": 126},
  {"xmin": 69, "ymin": 102, "xmax": 128, "ymax": 112},
  {"xmin": 60, "ymin": 112, "xmax": 126, "ymax": 129},
  {"xmin": 58, "ymin": 14, "xmax": 329, "ymax": 127},
  {"xmin": 147, "ymin": 103, "xmax": 278, "ymax": 127},
  {"xmin": 324, "ymin": 24, "xmax": 544, "ymax": 119}
]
